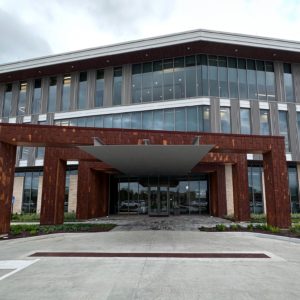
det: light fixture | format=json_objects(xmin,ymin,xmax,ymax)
[
  {"xmin": 8, "ymin": 76, "xmax": 11, "ymax": 78},
  {"xmin": 71, "ymin": 66, "xmax": 74, "ymax": 68},
  {"xmin": 145, "ymin": 54, "xmax": 148, "ymax": 56},
  {"xmin": 187, "ymin": 47, "xmax": 190, "ymax": 50},
  {"xmin": 273, "ymin": 54, "xmax": 276, "ymax": 56},
  {"xmin": 235, "ymin": 49, "xmax": 238, "ymax": 52},
  {"xmin": 107, "ymin": 60, "xmax": 109, "ymax": 63},
  {"xmin": 39, "ymin": 71, "xmax": 41, "ymax": 73}
]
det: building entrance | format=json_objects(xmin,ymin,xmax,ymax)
[{"xmin": 149, "ymin": 184, "xmax": 169, "ymax": 216}]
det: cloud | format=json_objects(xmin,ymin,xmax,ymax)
[{"xmin": 0, "ymin": 9, "xmax": 53, "ymax": 64}]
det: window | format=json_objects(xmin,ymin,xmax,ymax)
[
  {"xmin": 142, "ymin": 62, "xmax": 152, "ymax": 102},
  {"xmin": 266, "ymin": 62, "xmax": 276, "ymax": 101},
  {"xmin": 288, "ymin": 166, "xmax": 299, "ymax": 213},
  {"xmin": 197, "ymin": 54, "xmax": 209, "ymax": 96},
  {"xmin": 132, "ymin": 64, "xmax": 141, "ymax": 103},
  {"xmin": 297, "ymin": 113, "xmax": 300, "ymax": 147},
  {"xmin": 248, "ymin": 165, "xmax": 264, "ymax": 214},
  {"xmin": 260, "ymin": 110, "xmax": 270, "ymax": 135},
  {"xmin": 18, "ymin": 81, "xmax": 27, "ymax": 116},
  {"xmin": 256, "ymin": 61, "xmax": 267, "ymax": 100},
  {"xmin": 3, "ymin": 83, "xmax": 12, "ymax": 117},
  {"xmin": 187, "ymin": 107, "xmax": 197, "ymax": 132},
  {"xmin": 64, "ymin": 171, "xmax": 70, "ymax": 212},
  {"xmin": 153, "ymin": 61, "xmax": 163, "ymax": 101},
  {"xmin": 220, "ymin": 107, "xmax": 231, "ymax": 133},
  {"xmin": 21, "ymin": 147, "xmax": 29, "ymax": 159},
  {"xmin": 113, "ymin": 67, "xmax": 122, "ymax": 105},
  {"xmin": 240, "ymin": 108, "xmax": 251, "ymax": 134},
  {"xmin": 174, "ymin": 57, "xmax": 185, "ymax": 99},
  {"xmin": 247, "ymin": 60, "xmax": 257, "ymax": 100},
  {"xmin": 48, "ymin": 77, "xmax": 57, "ymax": 113},
  {"xmin": 278, "ymin": 111, "xmax": 290, "ymax": 152},
  {"xmin": 228, "ymin": 58, "xmax": 238, "ymax": 99},
  {"xmin": 95, "ymin": 69, "xmax": 104, "ymax": 107},
  {"xmin": 163, "ymin": 59, "xmax": 174, "ymax": 100},
  {"xmin": 36, "ymin": 147, "xmax": 45, "ymax": 158},
  {"xmin": 185, "ymin": 56, "xmax": 196, "ymax": 98},
  {"xmin": 283, "ymin": 63, "xmax": 294, "ymax": 103},
  {"xmin": 61, "ymin": 74, "xmax": 71, "ymax": 111},
  {"xmin": 32, "ymin": 78, "xmax": 42, "ymax": 114},
  {"xmin": 238, "ymin": 59, "xmax": 247, "ymax": 99},
  {"xmin": 22, "ymin": 170, "xmax": 41, "ymax": 213},
  {"xmin": 218, "ymin": 56, "xmax": 228, "ymax": 98},
  {"xmin": 78, "ymin": 71, "xmax": 87, "ymax": 109},
  {"xmin": 208, "ymin": 55, "xmax": 218, "ymax": 97}
]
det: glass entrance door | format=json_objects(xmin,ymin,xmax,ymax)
[{"xmin": 149, "ymin": 185, "xmax": 169, "ymax": 216}]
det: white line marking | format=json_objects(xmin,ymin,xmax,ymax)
[{"xmin": 0, "ymin": 260, "xmax": 39, "ymax": 281}]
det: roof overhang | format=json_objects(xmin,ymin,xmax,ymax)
[{"xmin": 78, "ymin": 139, "xmax": 214, "ymax": 175}]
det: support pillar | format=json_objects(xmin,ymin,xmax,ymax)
[
  {"xmin": 0, "ymin": 142, "xmax": 16, "ymax": 235},
  {"xmin": 263, "ymin": 148, "xmax": 291, "ymax": 228},
  {"xmin": 40, "ymin": 148, "xmax": 66, "ymax": 225},
  {"xmin": 232, "ymin": 154, "xmax": 251, "ymax": 222}
]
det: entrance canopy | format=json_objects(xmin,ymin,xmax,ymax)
[{"xmin": 78, "ymin": 138, "xmax": 214, "ymax": 175}]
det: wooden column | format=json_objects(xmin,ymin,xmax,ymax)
[
  {"xmin": 40, "ymin": 148, "xmax": 66, "ymax": 225},
  {"xmin": 232, "ymin": 154, "xmax": 251, "ymax": 222},
  {"xmin": 0, "ymin": 142, "xmax": 16, "ymax": 234},
  {"xmin": 263, "ymin": 147, "xmax": 291, "ymax": 228}
]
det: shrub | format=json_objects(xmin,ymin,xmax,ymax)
[
  {"xmin": 247, "ymin": 224, "xmax": 254, "ymax": 231},
  {"xmin": 224, "ymin": 214, "xmax": 235, "ymax": 221},
  {"xmin": 216, "ymin": 224, "xmax": 226, "ymax": 231},
  {"xmin": 290, "ymin": 226, "xmax": 297, "ymax": 233},
  {"xmin": 269, "ymin": 226, "xmax": 279, "ymax": 233},
  {"xmin": 251, "ymin": 214, "xmax": 266, "ymax": 220},
  {"xmin": 262, "ymin": 224, "xmax": 270, "ymax": 231},
  {"xmin": 13, "ymin": 229, "xmax": 21, "ymax": 236},
  {"xmin": 231, "ymin": 225, "xmax": 239, "ymax": 230},
  {"xmin": 255, "ymin": 224, "xmax": 263, "ymax": 229},
  {"xmin": 30, "ymin": 230, "xmax": 37, "ymax": 235}
]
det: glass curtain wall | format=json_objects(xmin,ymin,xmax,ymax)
[
  {"xmin": 78, "ymin": 72, "xmax": 87, "ymax": 109},
  {"xmin": 248, "ymin": 165, "xmax": 264, "ymax": 214},
  {"xmin": 197, "ymin": 54, "xmax": 209, "ymax": 96},
  {"xmin": 220, "ymin": 107, "xmax": 231, "ymax": 133},
  {"xmin": 288, "ymin": 166, "xmax": 299, "ymax": 213},
  {"xmin": 61, "ymin": 74, "xmax": 71, "ymax": 111},
  {"xmin": 18, "ymin": 81, "xmax": 27, "ymax": 116},
  {"xmin": 185, "ymin": 56, "xmax": 196, "ymax": 98},
  {"xmin": 283, "ymin": 63, "xmax": 294, "ymax": 103},
  {"xmin": 240, "ymin": 108, "xmax": 251, "ymax": 134},
  {"xmin": 21, "ymin": 147, "xmax": 29, "ymax": 159},
  {"xmin": 54, "ymin": 105, "xmax": 210, "ymax": 132},
  {"xmin": 32, "ymin": 78, "xmax": 42, "ymax": 114},
  {"xmin": 260, "ymin": 110, "xmax": 270, "ymax": 135},
  {"xmin": 48, "ymin": 76, "xmax": 57, "ymax": 113},
  {"xmin": 113, "ymin": 67, "xmax": 122, "ymax": 105},
  {"xmin": 278, "ymin": 111, "xmax": 290, "ymax": 152},
  {"xmin": 3, "ymin": 83, "xmax": 12, "ymax": 117},
  {"xmin": 297, "ymin": 113, "xmax": 300, "ymax": 147},
  {"xmin": 95, "ymin": 69, "xmax": 104, "ymax": 107},
  {"xmin": 228, "ymin": 58, "xmax": 238, "ymax": 99}
]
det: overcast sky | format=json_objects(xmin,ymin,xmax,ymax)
[{"xmin": 0, "ymin": 0, "xmax": 300, "ymax": 64}]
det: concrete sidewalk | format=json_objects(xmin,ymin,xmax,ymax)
[{"xmin": 0, "ymin": 230, "xmax": 300, "ymax": 300}]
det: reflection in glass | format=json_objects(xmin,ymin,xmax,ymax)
[
  {"xmin": 288, "ymin": 166, "xmax": 299, "ymax": 213},
  {"xmin": 153, "ymin": 110, "xmax": 163, "ymax": 130},
  {"xmin": 104, "ymin": 115, "xmax": 112, "ymax": 128},
  {"xmin": 86, "ymin": 116, "xmax": 94, "ymax": 127},
  {"xmin": 200, "ymin": 180, "xmax": 209, "ymax": 214},
  {"xmin": 209, "ymin": 55, "xmax": 218, "ymax": 97},
  {"xmin": 131, "ymin": 112, "xmax": 141, "ymax": 129},
  {"xmin": 77, "ymin": 118, "xmax": 84, "ymax": 127},
  {"xmin": 112, "ymin": 114, "xmax": 121, "ymax": 128},
  {"xmin": 248, "ymin": 167, "xmax": 253, "ymax": 213},
  {"xmin": 142, "ymin": 111, "xmax": 152, "ymax": 130},
  {"xmin": 266, "ymin": 62, "xmax": 276, "ymax": 101},
  {"xmin": 163, "ymin": 59, "xmax": 174, "ymax": 100},
  {"xmin": 284, "ymin": 63, "xmax": 294, "ymax": 102},
  {"xmin": 64, "ymin": 174, "xmax": 70, "ymax": 212},
  {"xmin": 132, "ymin": 64, "xmax": 142, "ymax": 103},
  {"xmin": 129, "ymin": 179, "xmax": 139, "ymax": 214},
  {"xmin": 48, "ymin": 77, "xmax": 57, "ymax": 113},
  {"xmin": 260, "ymin": 110, "xmax": 270, "ymax": 135},
  {"xmin": 95, "ymin": 116, "xmax": 103, "ymax": 127},
  {"xmin": 278, "ymin": 111, "xmax": 290, "ymax": 152},
  {"xmin": 119, "ymin": 179, "xmax": 129, "ymax": 214},
  {"xmin": 189, "ymin": 178, "xmax": 200, "ymax": 215},
  {"xmin": 220, "ymin": 107, "xmax": 231, "ymax": 133},
  {"xmin": 95, "ymin": 69, "xmax": 104, "ymax": 107},
  {"xmin": 247, "ymin": 60, "xmax": 257, "ymax": 100},
  {"xmin": 238, "ymin": 59, "xmax": 247, "ymax": 99},
  {"xmin": 240, "ymin": 108, "xmax": 251, "ymax": 134},
  {"xmin": 36, "ymin": 147, "xmax": 45, "ymax": 158},
  {"xmin": 179, "ymin": 180, "xmax": 189, "ymax": 214},
  {"xmin": 175, "ymin": 108, "xmax": 186, "ymax": 131},
  {"xmin": 164, "ymin": 109, "xmax": 174, "ymax": 131},
  {"xmin": 297, "ymin": 113, "xmax": 300, "ymax": 147},
  {"xmin": 187, "ymin": 107, "xmax": 197, "ymax": 132},
  {"xmin": 174, "ymin": 57, "xmax": 185, "ymax": 99},
  {"xmin": 228, "ymin": 58, "xmax": 238, "ymax": 99},
  {"xmin": 256, "ymin": 61, "xmax": 267, "ymax": 100},
  {"xmin": 113, "ymin": 67, "xmax": 122, "ymax": 105},
  {"xmin": 150, "ymin": 186, "xmax": 158, "ymax": 213},
  {"xmin": 138, "ymin": 178, "xmax": 148, "ymax": 214},
  {"xmin": 142, "ymin": 62, "xmax": 152, "ymax": 102},
  {"xmin": 197, "ymin": 54, "xmax": 209, "ymax": 96},
  {"xmin": 78, "ymin": 72, "xmax": 87, "ymax": 109},
  {"xmin": 32, "ymin": 79, "xmax": 42, "ymax": 114},
  {"xmin": 185, "ymin": 56, "xmax": 196, "ymax": 98},
  {"xmin": 18, "ymin": 81, "xmax": 27, "ymax": 116},
  {"xmin": 3, "ymin": 83, "xmax": 12, "ymax": 117},
  {"xmin": 218, "ymin": 56, "xmax": 228, "ymax": 98},
  {"xmin": 62, "ymin": 75, "xmax": 71, "ymax": 111},
  {"xmin": 21, "ymin": 147, "xmax": 29, "ymax": 159},
  {"xmin": 203, "ymin": 106, "xmax": 210, "ymax": 132},
  {"xmin": 160, "ymin": 186, "xmax": 168, "ymax": 213},
  {"xmin": 169, "ymin": 177, "xmax": 179, "ymax": 214},
  {"xmin": 122, "ymin": 113, "xmax": 131, "ymax": 129},
  {"xmin": 153, "ymin": 61, "xmax": 163, "ymax": 101}
]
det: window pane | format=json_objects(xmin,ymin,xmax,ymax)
[
  {"xmin": 78, "ymin": 72, "xmax": 87, "ymax": 109},
  {"xmin": 284, "ymin": 63, "xmax": 294, "ymax": 103},
  {"xmin": 86, "ymin": 116, "xmax": 94, "ymax": 127},
  {"xmin": 185, "ymin": 56, "xmax": 196, "ymax": 98},
  {"xmin": 247, "ymin": 60, "xmax": 257, "ymax": 100},
  {"xmin": 228, "ymin": 58, "xmax": 238, "ymax": 99},
  {"xmin": 77, "ymin": 118, "xmax": 84, "ymax": 127},
  {"xmin": 69, "ymin": 118, "xmax": 77, "ymax": 126},
  {"xmin": 18, "ymin": 81, "xmax": 27, "ymax": 116},
  {"xmin": 21, "ymin": 147, "xmax": 29, "ymax": 159},
  {"xmin": 122, "ymin": 113, "xmax": 131, "ymax": 129},
  {"xmin": 48, "ymin": 77, "xmax": 57, "ymax": 113},
  {"xmin": 197, "ymin": 55, "xmax": 209, "ymax": 96},
  {"xmin": 95, "ymin": 69, "xmax": 104, "ymax": 107},
  {"xmin": 266, "ymin": 62, "xmax": 276, "ymax": 101},
  {"xmin": 163, "ymin": 59, "xmax": 174, "ymax": 100},
  {"xmin": 174, "ymin": 57, "xmax": 185, "ymax": 99},
  {"xmin": 175, "ymin": 108, "xmax": 186, "ymax": 131},
  {"xmin": 132, "ymin": 64, "xmax": 142, "ymax": 103},
  {"xmin": 104, "ymin": 115, "xmax": 112, "ymax": 128},
  {"xmin": 95, "ymin": 116, "xmax": 103, "ymax": 127},
  {"xmin": 256, "ymin": 61, "xmax": 267, "ymax": 100},
  {"xmin": 260, "ymin": 110, "xmax": 270, "ymax": 135},
  {"xmin": 218, "ymin": 56, "xmax": 228, "ymax": 98},
  {"xmin": 142, "ymin": 111, "xmax": 152, "ymax": 130},
  {"xmin": 164, "ymin": 109, "xmax": 174, "ymax": 131},
  {"xmin": 187, "ymin": 107, "xmax": 197, "ymax": 132},
  {"xmin": 32, "ymin": 78, "xmax": 41, "ymax": 114},
  {"xmin": 62, "ymin": 75, "xmax": 71, "ymax": 111},
  {"xmin": 278, "ymin": 111, "xmax": 290, "ymax": 152},
  {"xmin": 240, "ymin": 108, "xmax": 251, "ymax": 134},
  {"xmin": 238, "ymin": 59, "xmax": 247, "ymax": 99},
  {"xmin": 3, "ymin": 83, "xmax": 12, "ymax": 117},
  {"xmin": 142, "ymin": 62, "xmax": 152, "ymax": 103},
  {"xmin": 61, "ymin": 119, "xmax": 69, "ymax": 126},
  {"xmin": 297, "ymin": 113, "xmax": 300, "ymax": 148},
  {"xmin": 189, "ymin": 178, "xmax": 200, "ymax": 215},
  {"xmin": 36, "ymin": 147, "xmax": 45, "ymax": 158},
  {"xmin": 252, "ymin": 171, "xmax": 263, "ymax": 214},
  {"xmin": 112, "ymin": 114, "xmax": 121, "ymax": 128},
  {"xmin": 131, "ymin": 112, "xmax": 141, "ymax": 129},
  {"xmin": 203, "ymin": 106, "xmax": 210, "ymax": 132},
  {"xmin": 208, "ymin": 55, "xmax": 218, "ymax": 97},
  {"xmin": 178, "ymin": 180, "xmax": 189, "ymax": 214},
  {"xmin": 288, "ymin": 167, "xmax": 299, "ymax": 213},
  {"xmin": 220, "ymin": 107, "xmax": 231, "ymax": 133},
  {"xmin": 153, "ymin": 110, "xmax": 163, "ymax": 130},
  {"xmin": 153, "ymin": 61, "xmax": 163, "ymax": 101},
  {"xmin": 113, "ymin": 67, "xmax": 122, "ymax": 105}
]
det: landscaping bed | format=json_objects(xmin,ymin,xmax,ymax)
[
  {"xmin": 199, "ymin": 224, "xmax": 300, "ymax": 239},
  {"xmin": 0, "ymin": 224, "xmax": 116, "ymax": 240},
  {"xmin": 11, "ymin": 212, "xmax": 85, "ymax": 223}
]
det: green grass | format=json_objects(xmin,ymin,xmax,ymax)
[{"xmin": 11, "ymin": 212, "xmax": 85, "ymax": 223}]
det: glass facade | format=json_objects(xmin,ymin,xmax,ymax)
[
  {"xmin": 54, "ymin": 105, "xmax": 210, "ymax": 132},
  {"xmin": 113, "ymin": 67, "xmax": 122, "ymax": 106},
  {"xmin": 220, "ymin": 107, "xmax": 231, "ymax": 133},
  {"xmin": 288, "ymin": 166, "xmax": 299, "ymax": 213},
  {"xmin": 18, "ymin": 81, "xmax": 27, "ymax": 116},
  {"xmin": 278, "ymin": 111, "xmax": 290, "ymax": 152},
  {"xmin": 48, "ymin": 76, "xmax": 57, "ymax": 113},
  {"xmin": 3, "ymin": 83, "xmax": 12, "ymax": 117},
  {"xmin": 32, "ymin": 78, "xmax": 42, "ymax": 114},
  {"xmin": 21, "ymin": 147, "xmax": 29, "ymax": 159},
  {"xmin": 248, "ymin": 165, "xmax": 264, "ymax": 214},
  {"xmin": 240, "ymin": 108, "xmax": 251, "ymax": 134},
  {"xmin": 61, "ymin": 74, "xmax": 71, "ymax": 111},
  {"xmin": 114, "ymin": 174, "xmax": 209, "ymax": 215},
  {"xmin": 283, "ymin": 63, "xmax": 294, "ymax": 103},
  {"xmin": 78, "ymin": 72, "xmax": 87, "ymax": 109},
  {"xmin": 260, "ymin": 110, "xmax": 270, "ymax": 135},
  {"xmin": 95, "ymin": 69, "xmax": 104, "ymax": 107}
]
